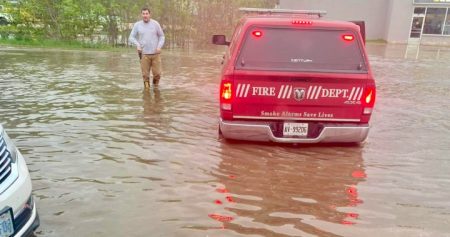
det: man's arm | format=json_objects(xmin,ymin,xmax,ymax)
[
  {"xmin": 156, "ymin": 22, "xmax": 165, "ymax": 53},
  {"xmin": 129, "ymin": 23, "xmax": 141, "ymax": 50}
]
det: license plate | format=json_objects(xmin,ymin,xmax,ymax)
[
  {"xmin": 0, "ymin": 208, "xmax": 14, "ymax": 237},
  {"xmin": 283, "ymin": 122, "xmax": 308, "ymax": 136}
]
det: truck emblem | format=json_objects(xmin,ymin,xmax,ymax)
[{"xmin": 294, "ymin": 88, "xmax": 306, "ymax": 101}]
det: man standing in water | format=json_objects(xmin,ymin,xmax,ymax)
[{"xmin": 129, "ymin": 7, "xmax": 165, "ymax": 89}]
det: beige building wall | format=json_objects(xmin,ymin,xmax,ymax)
[
  {"xmin": 280, "ymin": 0, "xmax": 391, "ymax": 40},
  {"xmin": 384, "ymin": 0, "xmax": 414, "ymax": 43},
  {"xmin": 280, "ymin": 0, "xmax": 450, "ymax": 45}
]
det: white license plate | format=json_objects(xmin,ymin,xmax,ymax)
[
  {"xmin": 0, "ymin": 208, "xmax": 14, "ymax": 237},
  {"xmin": 283, "ymin": 123, "xmax": 308, "ymax": 136}
]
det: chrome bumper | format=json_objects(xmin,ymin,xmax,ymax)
[{"xmin": 219, "ymin": 119, "xmax": 370, "ymax": 143}]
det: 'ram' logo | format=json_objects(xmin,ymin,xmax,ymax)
[{"xmin": 294, "ymin": 88, "xmax": 306, "ymax": 101}]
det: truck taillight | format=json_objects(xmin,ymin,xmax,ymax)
[
  {"xmin": 222, "ymin": 82, "xmax": 232, "ymax": 100},
  {"xmin": 342, "ymin": 34, "xmax": 355, "ymax": 42},
  {"xmin": 252, "ymin": 30, "xmax": 263, "ymax": 38},
  {"xmin": 365, "ymin": 90, "xmax": 373, "ymax": 104},
  {"xmin": 292, "ymin": 20, "xmax": 313, "ymax": 25},
  {"xmin": 362, "ymin": 87, "xmax": 376, "ymax": 115},
  {"xmin": 221, "ymin": 82, "xmax": 232, "ymax": 110}
]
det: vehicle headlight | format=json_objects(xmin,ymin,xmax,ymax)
[{"xmin": 1, "ymin": 129, "xmax": 18, "ymax": 163}]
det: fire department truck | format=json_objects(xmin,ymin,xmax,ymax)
[{"xmin": 213, "ymin": 8, "xmax": 376, "ymax": 143}]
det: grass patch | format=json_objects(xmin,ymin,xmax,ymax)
[{"xmin": 0, "ymin": 38, "xmax": 120, "ymax": 50}]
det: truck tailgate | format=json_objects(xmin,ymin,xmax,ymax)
[{"xmin": 232, "ymin": 72, "xmax": 370, "ymax": 122}]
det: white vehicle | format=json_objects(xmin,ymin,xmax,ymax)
[
  {"xmin": 0, "ymin": 5, "xmax": 13, "ymax": 25},
  {"xmin": 0, "ymin": 124, "xmax": 39, "ymax": 237}
]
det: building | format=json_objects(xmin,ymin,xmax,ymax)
[{"xmin": 279, "ymin": 0, "xmax": 450, "ymax": 45}]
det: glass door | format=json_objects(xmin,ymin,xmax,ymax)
[
  {"xmin": 409, "ymin": 7, "xmax": 426, "ymax": 43},
  {"xmin": 410, "ymin": 16, "xmax": 425, "ymax": 38}
]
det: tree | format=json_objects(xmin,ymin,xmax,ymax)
[{"xmin": 3, "ymin": 0, "xmax": 277, "ymax": 48}]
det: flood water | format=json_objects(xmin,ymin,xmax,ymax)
[{"xmin": 0, "ymin": 44, "xmax": 449, "ymax": 237}]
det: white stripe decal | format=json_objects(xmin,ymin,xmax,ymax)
[
  {"xmin": 357, "ymin": 87, "xmax": 364, "ymax": 101},
  {"xmin": 278, "ymin": 85, "xmax": 285, "ymax": 99},
  {"xmin": 239, "ymin": 84, "xmax": 246, "ymax": 97},
  {"xmin": 310, "ymin": 86, "xmax": 317, "ymax": 100},
  {"xmin": 313, "ymin": 86, "xmax": 320, "ymax": 100},
  {"xmin": 306, "ymin": 86, "xmax": 312, "ymax": 99},
  {"xmin": 236, "ymin": 84, "xmax": 242, "ymax": 97},
  {"xmin": 244, "ymin": 84, "xmax": 250, "ymax": 97},
  {"xmin": 315, "ymin": 86, "xmax": 322, "ymax": 100},
  {"xmin": 352, "ymin": 87, "xmax": 361, "ymax": 101},
  {"xmin": 348, "ymin": 87, "xmax": 356, "ymax": 101},
  {"xmin": 286, "ymin": 86, "xmax": 293, "ymax": 99},
  {"xmin": 282, "ymin": 85, "xmax": 290, "ymax": 99}
]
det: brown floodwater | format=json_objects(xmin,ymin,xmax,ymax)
[{"xmin": 0, "ymin": 43, "xmax": 449, "ymax": 237}]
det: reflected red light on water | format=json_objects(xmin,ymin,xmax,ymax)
[
  {"xmin": 216, "ymin": 188, "xmax": 228, "ymax": 193},
  {"xmin": 352, "ymin": 170, "xmax": 367, "ymax": 178},
  {"xmin": 208, "ymin": 214, "xmax": 234, "ymax": 223},
  {"xmin": 226, "ymin": 196, "xmax": 234, "ymax": 203},
  {"xmin": 346, "ymin": 187, "xmax": 357, "ymax": 196},
  {"xmin": 341, "ymin": 220, "xmax": 355, "ymax": 225},
  {"xmin": 347, "ymin": 213, "xmax": 359, "ymax": 219},
  {"xmin": 346, "ymin": 186, "xmax": 363, "ymax": 206},
  {"xmin": 215, "ymin": 200, "xmax": 223, "ymax": 205},
  {"xmin": 228, "ymin": 175, "xmax": 236, "ymax": 179}
]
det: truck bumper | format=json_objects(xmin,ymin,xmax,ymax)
[{"xmin": 219, "ymin": 119, "xmax": 370, "ymax": 143}]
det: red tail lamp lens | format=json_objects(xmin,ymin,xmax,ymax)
[
  {"xmin": 252, "ymin": 30, "xmax": 263, "ymax": 38},
  {"xmin": 365, "ymin": 90, "xmax": 373, "ymax": 104},
  {"xmin": 362, "ymin": 87, "xmax": 376, "ymax": 107},
  {"xmin": 221, "ymin": 82, "xmax": 232, "ymax": 101},
  {"xmin": 343, "ymin": 34, "xmax": 355, "ymax": 42}
]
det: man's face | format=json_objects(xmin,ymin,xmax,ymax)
[{"xmin": 141, "ymin": 10, "xmax": 150, "ymax": 22}]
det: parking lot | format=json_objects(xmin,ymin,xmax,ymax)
[{"xmin": 0, "ymin": 44, "xmax": 449, "ymax": 236}]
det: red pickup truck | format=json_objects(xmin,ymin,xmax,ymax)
[{"xmin": 213, "ymin": 8, "xmax": 376, "ymax": 143}]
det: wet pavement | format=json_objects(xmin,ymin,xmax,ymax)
[{"xmin": 0, "ymin": 44, "xmax": 449, "ymax": 237}]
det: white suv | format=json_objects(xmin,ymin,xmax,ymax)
[{"xmin": 0, "ymin": 124, "xmax": 39, "ymax": 237}]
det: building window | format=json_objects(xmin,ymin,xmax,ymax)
[
  {"xmin": 414, "ymin": 7, "xmax": 426, "ymax": 14},
  {"xmin": 445, "ymin": 10, "xmax": 450, "ymax": 35},
  {"xmin": 423, "ymin": 8, "xmax": 447, "ymax": 34},
  {"xmin": 414, "ymin": 0, "xmax": 450, "ymax": 3}
]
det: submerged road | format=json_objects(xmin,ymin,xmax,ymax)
[{"xmin": 0, "ymin": 44, "xmax": 449, "ymax": 237}]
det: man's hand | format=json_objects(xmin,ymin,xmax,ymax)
[
  {"xmin": 156, "ymin": 48, "xmax": 161, "ymax": 54},
  {"xmin": 137, "ymin": 46, "xmax": 142, "ymax": 60}
]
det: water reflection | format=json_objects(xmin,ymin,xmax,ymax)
[
  {"xmin": 142, "ymin": 88, "xmax": 163, "ymax": 116},
  {"xmin": 210, "ymin": 143, "xmax": 366, "ymax": 236}
]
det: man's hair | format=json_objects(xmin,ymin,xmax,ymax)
[{"xmin": 141, "ymin": 7, "xmax": 150, "ymax": 13}]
